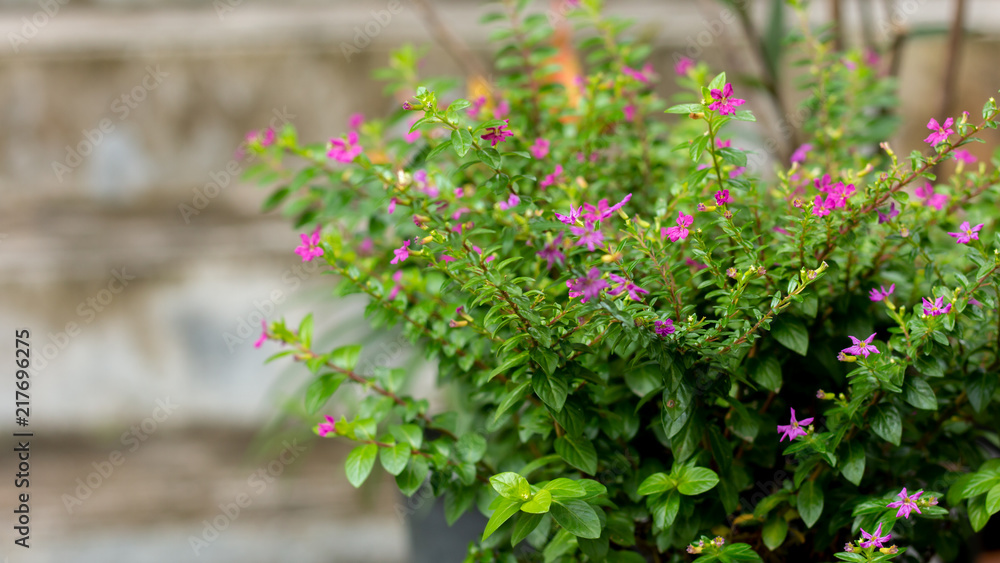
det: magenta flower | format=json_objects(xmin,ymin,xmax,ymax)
[
  {"xmin": 791, "ymin": 143, "xmax": 812, "ymax": 163},
  {"xmin": 729, "ymin": 167, "xmax": 746, "ymax": 178},
  {"xmin": 877, "ymin": 202, "xmax": 899, "ymax": 224},
  {"xmin": 540, "ymin": 164, "xmax": 565, "ymax": 188},
  {"xmin": 654, "ymin": 319, "xmax": 675, "ymax": 336},
  {"xmin": 570, "ymin": 222, "xmax": 605, "ymax": 251},
  {"xmin": 812, "ymin": 195, "xmax": 832, "ymax": 217},
  {"xmin": 467, "ymin": 96, "xmax": 487, "ymax": 118},
  {"xmin": 714, "ymin": 190, "xmax": 731, "ymax": 206},
  {"xmin": 294, "ymin": 225, "xmax": 325, "ymax": 262},
  {"xmin": 387, "ymin": 270, "xmax": 404, "ymax": 300},
  {"xmin": 391, "ymin": 240, "xmax": 411, "ymax": 265},
  {"xmin": 388, "ymin": 197, "xmax": 397, "ymax": 215},
  {"xmin": 777, "ymin": 408, "xmax": 813, "ymax": 442},
  {"xmin": 859, "ymin": 523, "xmax": 891, "ymax": 549},
  {"xmin": 608, "ymin": 274, "xmax": 648, "ymax": 301},
  {"xmin": 623, "ymin": 105, "xmax": 636, "ymax": 122},
  {"xmin": 555, "ymin": 202, "xmax": 582, "ymax": 225},
  {"xmin": 869, "ymin": 284, "xmax": 895, "ymax": 302},
  {"xmin": 887, "ymin": 488, "xmax": 923, "ymax": 519},
  {"xmin": 622, "ymin": 63, "xmax": 654, "ymax": 84},
  {"xmin": 328, "ymin": 131, "xmax": 363, "ymax": 162},
  {"xmin": 954, "ymin": 149, "xmax": 977, "ymax": 163},
  {"xmin": 948, "ymin": 221, "xmax": 984, "ymax": 244},
  {"xmin": 538, "ymin": 234, "xmax": 566, "ymax": 269},
  {"xmin": 674, "ymin": 57, "xmax": 694, "ymax": 75},
  {"xmin": 708, "ymin": 83, "xmax": 746, "ymax": 116},
  {"xmin": 348, "ymin": 113, "xmax": 364, "ymax": 130},
  {"xmin": 567, "ymin": 268, "xmax": 608, "ymax": 303},
  {"xmin": 317, "ymin": 415, "xmax": 337, "ymax": 437},
  {"xmin": 915, "ymin": 183, "xmax": 949, "ymax": 210},
  {"xmin": 253, "ymin": 320, "xmax": 268, "ymax": 348},
  {"xmin": 405, "ymin": 118, "xmax": 422, "ymax": 143},
  {"xmin": 663, "ymin": 211, "xmax": 694, "ymax": 242},
  {"xmin": 583, "ymin": 193, "xmax": 633, "ymax": 223},
  {"xmin": 841, "ymin": 333, "xmax": 879, "ymax": 358},
  {"xmin": 481, "ymin": 119, "xmax": 514, "ymax": 147},
  {"xmin": 922, "ymin": 296, "xmax": 952, "ymax": 316},
  {"xmin": 924, "ymin": 117, "xmax": 954, "ymax": 146},
  {"xmin": 531, "ymin": 138, "xmax": 550, "ymax": 159}
]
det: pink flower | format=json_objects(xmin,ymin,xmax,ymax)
[
  {"xmin": 922, "ymin": 296, "xmax": 952, "ymax": 316},
  {"xmin": 555, "ymin": 203, "xmax": 583, "ymax": 225},
  {"xmin": 391, "ymin": 240, "xmax": 411, "ymax": 265},
  {"xmin": 674, "ymin": 57, "xmax": 694, "ymax": 75},
  {"xmin": 924, "ymin": 117, "xmax": 954, "ymax": 146},
  {"xmin": 730, "ymin": 167, "xmax": 745, "ymax": 178},
  {"xmin": 531, "ymin": 138, "xmax": 550, "ymax": 159},
  {"xmin": 812, "ymin": 195, "xmax": 832, "ymax": 217},
  {"xmin": 662, "ymin": 211, "xmax": 693, "ymax": 242},
  {"xmin": 715, "ymin": 190, "xmax": 731, "ymax": 206},
  {"xmin": 777, "ymin": 408, "xmax": 813, "ymax": 442},
  {"xmin": 294, "ymin": 225, "xmax": 325, "ymax": 262},
  {"xmin": 493, "ymin": 100, "xmax": 510, "ymax": 119},
  {"xmin": 388, "ymin": 270, "xmax": 404, "ymax": 300},
  {"xmin": 581, "ymin": 193, "xmax": 633, "ymax": 224},
  {"xmin": 654, "ymin": 319, "xmax": 675, "ymax": 336},
  {"xmin": 608, "ymin": 274, "xmax": 648, "ymax": 301},
  {"xmin": 887, "ymin": 488, "xmax": 923, "ymax": 519},
  {"xmin": 538, "ymin": 234, "xmax": 565, "ymax": 269},
  {"xmin": 877, "ymin": 202, "xmax": 899, "ymax": 224},
  {"xmin": 570, "ymin": 223, "xmax": 605, "ymax": 251},
  {"xmin": 328, "ymin": 131, "xmax": 363, "ymax": 162},
  {"xmin": 497, "ymin": 193, "xmax": 520, "ymax": 210},
  {"xmin": 708, "ymin": 83, "xmax": 746, "ymax": 116},
  {"xmin": 622, "ymin": 63, "xmax": 654, "ymax": 83},
  {"xmin": 915, "ymin": 183, "xmax": 949, "ymax": 210},
  {"xmin": 948, "ymin": 221, "xmax": 984, "ymax": 244},
  {"xmin": 253, "ymin": 320, "xmax": 268, "ymax": 348},
  {"xmin": 567, "ymin": 268, "xmax": 608, "ymax": 303},
  {"xmin": 623, "ymin": 105, "xmax": 636, "ymax": 122},
  {"xmin": 317, "ymin": 415, "xmax": 337, "ymax": 437},
  {"xmin": 467, "ymin": 96, "xmax": 487, "ymax": 118},
  {"xmin": 388, "ymin": 197, "xmax": 397, "ymax": 215},
  {"xmin": 869, "ymin": 284, "xmax": 895, "ymax": 302},
  {"xmin": 791, "ymin": 143, "xmax": 812, "ymax": 163},
  {"xmin": 954, "ymin": 149, "xmax": 977, "ymax": 163},
  {"xmin": 841, "ymin": 333, "xmax": 879, "ymax": 358},
  {"xmin": 348, "ymin": 113, "xmax": 364, "ymax": 130},
  {"xmin": 859, "ymin": 523, "xmax": 890, "ymax": 549},
  {"xmin": 540, "ymin": 164, "xmax": 564, "ymax": 188},
  {"xmin": 481, "ymin": 119, "xmax": 514, "ymax": 147}
]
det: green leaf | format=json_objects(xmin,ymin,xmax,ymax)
[
  {"xmin": 841, "ymin": 441, "xmax": 866, "ymax": 486},
  {"xmin": 638, "ymin": 472, "xmax": 675, "ymax": 496},
  {"xmin": 304, "ymin": 373, "xmax": 346, "ymax": 414},
  {"xmin": 651, "ymin": 490, "xmax": 680, "ymax": 529},
  {"xmin": 969, "ymin": 495, "xmax": 990, "ymax": 532},
  {"xmin": 750, "ymin": 357, "xmax": 782, "ymax": 392},
  {"xmin": 730, "ymin": 110, "xmax": 757, "ymax": 122},
  {"xmin": 709, "ymin": 71, "xmax": 727, "ymax": 92},
  {"xmin": 390, "ymin": 424, "xmax": 423, "ymax": 449},
  {"xmin": 455, "ymin": 433, "xmax": 487, "ymax": 463},
  {"xmin": 344, "ymin": 444, "xmax": 378, "ymax": 488},
  {"xmin": 967, "ymin": 370, "xmax": 997, "ymax": 413},
  {"xmin": 489, "ymin": 351, "xmax": 530, "ymax": 381},
  {"xmin": 483, "ymin": 497, "xmax": 523, "ymax": 541},
  {"xmin": 491, "ymin": 472, "xmax": 532, "ymax": 501},
  {"xmin": 550, "ymin": 499, "xmax": 602, "ymax": 539},
  {"xmin": 450, "ymin": 129, "xmax": 471, "ymax": 157},
  {"xmin": 511, "ymin": 512, "xmax": 543, "ymax": 546},
  {"xmin": 871, "ymin": 404, "xmax": 902, "ymax": 446},
  {"xmin": 555, "ymin": 434, "xmax": 598, "ymax": 475},
  {"xmin": 676, "ymin": 466, "xmax": 720, "ymax": 495},
  {"xmin": 720, "ymin": 543, "xmax": 764, "ymax": 561},
  {"xmin": 261, "ymin": 186, "xmax": 292, "ymax": 212},
  {"xmin": 532, "ymin": 371, "xmax": 568, "ymax": 411},
  {"xmin": 797, "ymin": 481, "xmax": 824, "ymax": 528},
  {"xmin": 395, "ymin": 455, "xmax": 429, "ymax": 496},
  {"xmin": 762, "ymin": 514, "xmax": 788, "ymax": 550},
  {"xmin": 331, "ymin": 344, "xmax": 361, "ymax": 371},
  {"xmin": 298, "ymin": 314, "xmax": 314, "ymax": 348},
  {"xmin": 493, "ymin": 380, "xmax": 531, "ymax": 422},
  {"xmin": 444, "ymin": 487, "xmax": 476, "ymax": 526},
  {"xmin": 522, "ymin": 489, "xmax": 553, "ymax": 514},
  {"xmin": 477, "ymin": 147, "xmax": 502, "ymax": 169},
  {"xmin": 903, "ymin": 377, "xmax": 937, "ymax": 410},
  {"xmin": 665, "ymin": 103, "xmax": 705, "ymax": 114},
  {"xmin": 379, "ymin": 442, "xmax": 411, "ymax": 476},
  {"xmin": 543, "ymin": 478, "xmax": 587, "ymax": 500},
  {"xmin": 986, "ymin": 483, "xmax": 1000, "ymax": 516},
  {"xmin": 769, "ymin": 316, "xmax": 809, "ymax": 356}
]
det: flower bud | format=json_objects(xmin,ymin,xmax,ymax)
[
  {"xmin": 601, "ymin": 252, "xmax": 622, "ymax": 263},
  {"xmin": 449, "ymin": 320, "xmax": 468, "ymax": 328}
]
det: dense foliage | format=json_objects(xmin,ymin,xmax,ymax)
[{"xmin": 247, "ymin": 1, "xmax": 1000, "ymax": 561}]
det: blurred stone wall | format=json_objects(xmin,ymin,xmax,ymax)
[{"xmin": 1, "ymin": 1, "xmax": 1000, "ymax": 562}]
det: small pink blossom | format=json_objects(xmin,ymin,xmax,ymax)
[
  {"xmin": 317, "ymin": 415, "xmax": 337, "ymax": 437},
  {"xmin": 328, "ymin": 131, "xmax": 363, "ymax": 162},
  {"xmin": 608, "ymin": 274, "xmax": 648, "ymax": 301},
  {"xmin": 294, "ymin": 225, "xmax": 325, "ymax": 262},
  {"xmin": 674, "ymin": 57, "xmax": 694, "ymax": 75},
  {"xmin": 567, "ymin": 268, "xmax": 607, "ymax": 303},
  {"xmin": 348, "ymin": 113, "xmax": 365, "ymax": 130},
  {"xmin": 253, "ymin": 320, "xmax": 268, "ymax": 348},
  {"xmin": 654, "ymin": 319, "xmax": 675, "ymax": 336},
  {"xmin": 405, "ymin": 119, "xmax": 422, "ymax": 143},
  {"xmin": 388, "ymin": 270, "xmax": 404, "ymax": 300},
  {"xmin": 555, "ymin": 203, "xmax": 583, "ymax": 225},
  {"xmin": 538, "ymin": 234, "xmax": 565, "ymax": 269},
  {"xmin": 623, "ymin": 105, "xmax": 636, "ymax": 122},
  {"xmin": 791, "ymin": 143, "xmax": 812, "ymax": 163},
  {"xmin": 841, "ymin": 333, "xmax": 879, "ymax": 358},
  {"xmin": 570, "ymin": 222, "xmax": 605, "ymax": 251},
  {"xmin": 622, "ymin": 63, "xmax": 654, "ymax": 84},
  {"xmin": 777, "ymin": 408, "xmax": 813, "ymax": 442},
  {"xmin": 924, "ymin": 117, "xmax": 954, "ymax": 146},
  {"xmin": 954, "ymin": 149, "xmax": 977, "ymax": 163},
  {"xmin": 915, "ymin": 183, "xmax": 949, "ymax": 210},
  {"xmin": 948, "ymin": 221, "xmax": 984, "ymax": 244},
  {"xmin": 922, "ymin": 296, "xmax": 952, "ymax": 316},
  {"xmin": 531, "ymin": 138, "xmax": 550, "ymax": 159},
  {"xmin": 887, "ymin": 488, "xmax": 923, "ymax": 519},
  {"xmin": 540, "ymin": 164, "xmax": 565, "ymax": 188},
  {"xmin": 662, "ymin": 211, "xmax": 693, "ymax": 242},
  {"xmin": 859, "ymin": 523, "xmax": 891, "ymax": 549},
  {"xmin": 481, "ymin": 119, "xmax": 514, "ymax": 147},
  {"xmin": 391, "ymin": 240, "xmax": 411, "ymax": 265},
  {"xmin": 869, "ymin": 284, "xmax": 895, "ymax": 302},
  {"xmin": 497, "ymin": 193, "xmax": 520, "ymax": 211},
  {"xmin": 708, "ymin": 83, "xmax": 746, "ymax": 116},
  {"xmin": 877, "ymin": 202, "xmax": 899, "ymax": 224},
  {"xmin": 388, "ymin": 197, "xmax": 397, "ymax": 215}
]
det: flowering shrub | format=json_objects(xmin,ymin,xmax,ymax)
[{"xmin": 246, "ymin": 1, "xmax": 1000, "ymax": 561}]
